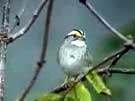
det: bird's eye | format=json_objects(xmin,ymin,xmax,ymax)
[{"xmin": 73, "ymin": 34, "xmax": 77, "ymax": 38}]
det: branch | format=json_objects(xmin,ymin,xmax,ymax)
[
  {"xmin": 52, "ymin": 47, "xmax": 130, "ymax": 93},
  {"xmin": 17, "ymin": 0, "xmax": 54, "ymax": 101},
  {"xmin": 0, "ymin": 41, "xmax": 7, "ymax": 101},
  {"xmin": 1, "ymin": 0, "xmax": 10, "ymax": 33},
  {"xmin": 8, "ymin": 0, "xmax": 49, "ymax": 43},
  {"xmin": 79, "ymin": 0, "xmax": 135, "ymax": 52},
  {"xmin": 0, "ymin": 0, "xmax": 10, "ymax": 100},
  {"xmin": 79, "ymin": 0, "xmax": 128, "ymax": 42},
  {"xmin": 107, "ymin": 47, "xmax": 130, "ymax": 69},
  {"xmin": 89, "ymin": 47, "xmax": 130, "ymax": 72},
  {"xmin": 97, "ymin": 68, "xmax": 135, "ymax": 75}
]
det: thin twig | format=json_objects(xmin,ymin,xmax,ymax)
[
  {"xmin": 1, "ymin": 0, "xmax": 10, "ymax": 33},
  {"xmin": 90, "ymin": 47, "xmax": 129, "ymax": 71},
  {"xmin": 17, "ymin": 0, "xmax": 54, "ymax": 101},
  {"xmin": 79, "ymin": 0, "xmax": 128, "ymax": 42},
  {"xmin": 9, "ymin": 0, "xmax": 49, "ymax": 43},
  {"xmin": 97, "ymin": 68, "xmax": 135, "ymax": 75},
  {"xmin": 107, "ymin": 47, "xmax": 130, "ymax": 69}
]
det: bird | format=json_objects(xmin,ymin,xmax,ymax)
[{"xmin": 57, "ymin": 29, "xmax": 93, "ymax": 83}]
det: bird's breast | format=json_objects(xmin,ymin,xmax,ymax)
[{"xmin": 59, "ymin": 46, "xmax": 85, "ymax": 68}]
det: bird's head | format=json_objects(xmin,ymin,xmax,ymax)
[{"xmin": 65, "ymin": 29, "xmax": 86, "ymax": 40}]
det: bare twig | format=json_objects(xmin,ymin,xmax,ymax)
[
  {"xmin": 97, "ymin": 68, "xmax": 135, "ymax": 75},
  {"xmin": 90, "ymin": 47, "xmax": 129, "ymax": 71},
  {"xmin": 79, "ymin": 0, "xmax": 128, "ymax": 42},
  {"xmin": 107, "ymin": 47, "xmax": 130, "ymax": 69},
  {"xmin": 17, "ymin": 0, "xmax": 54, "ymax": 101},
  {"xmin": 9, "ymin": 0, "xmax": 49, "ymax": 43},
  {"xmin": 1, "ymin": 0, "xmax": 10, "ymax": 33}
]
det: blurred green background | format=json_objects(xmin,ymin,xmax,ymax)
[{"xmin": 0, "ymin": 0, "xmax": 135, "ymax": 100}]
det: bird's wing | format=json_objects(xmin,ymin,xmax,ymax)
[{"xmin": 84, "ymin": 48, "xmax": 93, "ymax": 67}]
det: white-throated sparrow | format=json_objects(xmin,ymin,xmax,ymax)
[{"xmin": 58, "ymin": 29, "xmax": 93, "ymax": 81}]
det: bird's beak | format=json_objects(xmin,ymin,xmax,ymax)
[{"xmin": 82, "ymin": 37, "xmax": 86, "ymax": 41}]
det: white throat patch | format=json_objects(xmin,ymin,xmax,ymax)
[{"xmin": 71, "ymin": 40, "xmax": 86, "ymax": 47}]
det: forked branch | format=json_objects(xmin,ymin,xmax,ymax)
[
  {"xmin": 0, "ymin": 0, "xmax": 10, "ymax": 101},
  {"xmin": 17, "ymin": 0, "xmax": 54, "ymax": 101},
  {"xmin": 8, "ymin": 0, "xmax": 49, "ymax": 43}
]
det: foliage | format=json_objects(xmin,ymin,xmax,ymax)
[
  {"xmin": 86, "ymin": 71, "xmax": 111, "ymax": 95},
  {"xmin": 36, "ymin": 70, "xmax": 112, "ymax": 101},
  {"xmin": 36, "ymin": 82, "xmax": 91, "ymax": 101},
  {"xmin": 65, "ymin": 82, "xmax": 92, "ymax": 101}
]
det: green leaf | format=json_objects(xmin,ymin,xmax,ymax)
[
  {"xmin": 35, "ymin": 93, "xmax": 61, "ymax": 101},
  {"xmin": 35, "ymin": 83, "xmax": 91, "ymax": 101},
  {"xmin": 86, "ymin": 71, "xmax": 111, "ymax": 96},
  {"xmin": 66, "ymin": 82, "xmax": 92, "ymax": 101}
]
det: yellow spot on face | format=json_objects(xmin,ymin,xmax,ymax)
[
  {"xmin": 74, "ymin": 31, "xmax": 82, "ymax": 37},
  {"xmin": 68, "ymin": 30, "xmax": 82, "ymax": 38}
]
